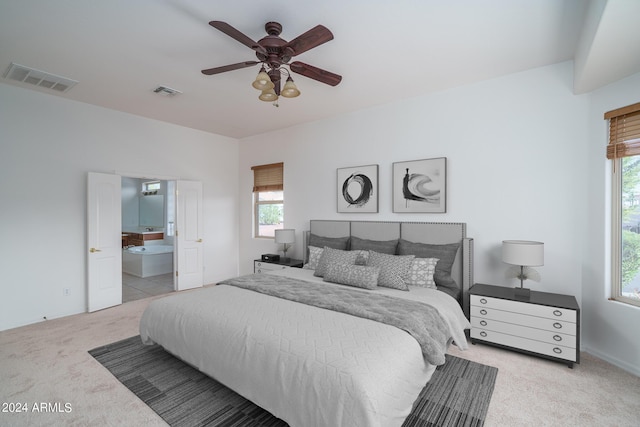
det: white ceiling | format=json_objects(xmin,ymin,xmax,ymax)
[{"xmin": 1, "ymin": 0, "xmax": 639, "ymax": 139}]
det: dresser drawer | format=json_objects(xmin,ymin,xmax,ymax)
[
  {"xmin": 469, "ymin": 284, "xmax": 580, "ymax": 368},
  {"xmin": 254, "ymin": 261, "xmax": 288, "ymax": 273},
  {"xmin": 471, "ymin": 294, "xmax": 576, "ymax": 323},
  {"xmin": 471, "ymin": 328, "xmax": 576, "ymax": 362},
  {"xmin": 470, "ymin": 305, "xmax": 577, "ymax": 335},
  {"xmin": 470, "ymin": 317, "xmax": 576, "ymax": 348}
]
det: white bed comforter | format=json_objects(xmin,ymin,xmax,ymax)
[{"xmin": 139, "ymin": 269, "xmax": 470, "ymax": 427}]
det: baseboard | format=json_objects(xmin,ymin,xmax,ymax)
[{"xmin": 582, "ymin": 346, "xmax": 640, "ymax": 377}]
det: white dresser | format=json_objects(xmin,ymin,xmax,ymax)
[
  {"xmin": 254, "ymin": 258, "xmax": 303, "ymax": 274},
  {"xmin": 469, "ymin": 283, "xmax": 580, "ymax": 368}
]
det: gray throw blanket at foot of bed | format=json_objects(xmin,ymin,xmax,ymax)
[{"xmin": 219, "ymin": 273, "xmax": 450, "ymax": 365}]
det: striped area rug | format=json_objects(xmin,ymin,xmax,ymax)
[{"xmin": 89, "ymin": 336, "xmax": 497, "ymax": 427}]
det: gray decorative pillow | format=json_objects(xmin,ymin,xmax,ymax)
[
  {"xmin": 309, "ymin": 234, "xmax": 350, "ymax": 251},
  {"xmin": 406, "ymin": 258, "xmax": 439, "ymax": 288},
  {"xmin": 303, "ymin": 246, "xmax": 323, "ymax": 270},
  {"xmin": 314, "ymin": 246, "xmax": 360, "ymax": 277},
  {"xmin": 323, "ymin": 263, "xmax": 380, "ymax": 290},
  {"xmin": 366, "ymin": 251, "xmax": 415, "ymax": 291},
  {"xmin": 350, "ymin": 236, "xmax": 398, "ymax": 254},
  {"xmin": 397, "ymin": 239, "xmax": 461, "ymax": 297}
]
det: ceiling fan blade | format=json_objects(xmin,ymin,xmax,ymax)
[
  {"xmin": 290, "ymin": 61, "xmax": 342, "ymax": 86},
  {"xmin": 201, "ymin": 61, "xmax": 259, "ymax": 75},
  {"xmin": 286, "ymin": 25, "xmax": 334, "ymax": 56},
  {"xmin": 209, "ymin": 21, "xmax": 267, "ymax": 55}
]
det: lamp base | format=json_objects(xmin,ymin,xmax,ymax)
[{"xmin": 514, "ymin": 287, "xmax": 531, "ymax": 300}]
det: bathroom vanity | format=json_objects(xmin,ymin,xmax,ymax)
[{"xmin": 123, "ymin": 231, "xmax": 164, "ymax": 247}]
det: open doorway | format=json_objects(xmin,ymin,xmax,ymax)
[
  {"xmin": 121, "ymin": 177, "xmax": 176, "ymax": 303},
  {"xmin": 88, "ymin": 173, "xmax": 203, "ymax": 312}
]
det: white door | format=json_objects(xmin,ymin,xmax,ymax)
[
  {"xmin": 175, "ymin": 180, "xmax": 203, "ymax": 290},
  {"xmin": 87, "ymin": 172, "xmax": 122, "ymax": 312}
]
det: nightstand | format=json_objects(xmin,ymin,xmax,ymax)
[
  {"xmin": 254, "ymin": 258, "xmax": 304, "ymax": 273},
  {"xmin": 469, "ymin": 283, "xmax": 580, "ymax": 368}
]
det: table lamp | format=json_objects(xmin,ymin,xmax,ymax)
[
  {"xmin": 275, "ymin": 229, "xmax": 295, "ymax": 261},
  {"xmin": 502, "ymin": 240, "xmax": 544, "ymax": 299}
]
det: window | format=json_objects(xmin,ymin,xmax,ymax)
[
  {"xmin": 252, "ymin": 162, "xmax": 284, "ymax": 238},
  {"xmin": 606, "ymin": 102, "xmax": 640, "ymax": 307},
  {"xmin": 142, "ymin": 180, "xmax": 160, "ymax": 195}
]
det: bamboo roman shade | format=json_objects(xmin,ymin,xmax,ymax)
[
  {"xmin": 252, "ymin": 162, "xmax": 283, "ymax": 192},
  {"xmin": 605, "ymin": 102, "xmax": 640, "ymax": 160}
]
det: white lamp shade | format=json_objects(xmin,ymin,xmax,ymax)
[
  {"xmin": 502, "ymin": 240, "xmax": 544, "ymax": 266},
  {"xmin": 275, "ymin": 229, "xmax": 295, "ymax": 244}
]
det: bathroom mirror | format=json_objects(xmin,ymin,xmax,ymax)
[{"xmin": 139, "ymin": 195, "xmax": 164, "ymax": 227}]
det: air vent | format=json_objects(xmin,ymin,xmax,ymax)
[
  {"xmin": 153, "ymin": 86, "xmax": 182, "ymax": 97},
  {"xmin": 3, "ymin": 62, "xmax": 78, "ymax": 93}
]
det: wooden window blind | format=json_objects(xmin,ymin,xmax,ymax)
[
  {"xmin": 252, "ymin": 162, "xmax": 283, "ymax": 192},
  {"xmin": 605, "ymin": 102, "xmax": 640, "ymax": 160}
]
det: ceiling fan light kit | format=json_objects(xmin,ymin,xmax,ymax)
[
  {"xmin": 202, "ymin": 20, "xmax": 341, "ymax": 106},
  {"xmin": 281, "ymin": 77, "xmax": 300, "ymax": 98},
  {"xmin": 258, "ymin": 88, "xmax": 278, "ymax": 102},
  {"xmin": 251, "ymin": 66, "xmax": 274, "ymax": 91}
]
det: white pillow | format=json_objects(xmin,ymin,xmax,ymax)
[
  {"xmin": 405, "ymin": 258, "xmax": 439, "ymax": 288},
  {"xmin": 303, "ymin": 246, "xmax": 323, "ymax": 270}
]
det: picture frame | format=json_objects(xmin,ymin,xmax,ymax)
[
  {"xmin": 392, "ymin": 157, "xmax": 447, "ymax": 213},
  {"xmin": 337, "ymin": 164, "xmax": 379, "ymax": 213}
]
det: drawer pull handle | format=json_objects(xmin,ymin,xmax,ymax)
[
  {"xmin": 480, "ymin": 298, "xmax": 487, "ymax": 304},
  {"xmin": 480, "ymin": 331, "xmax": 487, "ymax": 338},
  {"xmin": 553, "ymin": 322, "xmax": 563, "ymax": 329},
  {"xmin": 553, "ymin": 347, "xmax": 562, "ymax": 354},
  {"xmin": 553, "ymin": 310, "xmax": 563, "ymax": 317},
  {"xmin": 553, "ymin": 335, "xmax": 562, "ymax": 342},
  {"xmin": 480, "ymin": 320, "xmax": 487, "ymax": 326},
  {"xmin": 480, "ymin": 309, "xmax": 487, "ymax": 315}
]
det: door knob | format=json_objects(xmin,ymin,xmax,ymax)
[
  {"xmin": 197, "ymin": 239, "xmax": 203, "ymax": 243},
  {"xmin": 89, "ymin": 248, "xmax": 101, "ymax": 253}
]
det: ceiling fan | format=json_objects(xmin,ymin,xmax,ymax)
[{"xmin": 202, "ymin": 21, "xmax": 342, "ymax": 101}]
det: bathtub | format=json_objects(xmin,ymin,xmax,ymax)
[{"xmin": 122, "ymin": 245, "xmax": 174, "ymax": 278}]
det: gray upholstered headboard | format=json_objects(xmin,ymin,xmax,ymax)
[{"xmin": 303, "ymin": 220, "xmax": 474, "ymax": 318}]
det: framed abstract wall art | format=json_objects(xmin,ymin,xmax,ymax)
[
  {"xmin": 337, "ymin": 164, "xmax": 379, "ymax": 213},
  {"xmin": 392, "ymin": 157, "xmax": 446, "ymax": 213}
]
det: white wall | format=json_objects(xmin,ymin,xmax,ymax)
[
  {"xmin": 239, "ymin": 62, "xmax": 589, "ymax": 296},
  {"xmin": 0, "ymin": 83, "xmax": 240, "ymax": 331},
  {"xmin": 238, "ymin": 61, "xmax": 638, "ymax": 374},
  {"xmin": 583, "ymin": 72, "xmax": 640, "ymax": 376}
]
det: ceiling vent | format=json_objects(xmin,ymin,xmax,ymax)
[
  {"xmin": 153, "ymin": 86, "xmax": 182, "ymax": 97},
  {"xmin": 3, "ymin": 62, "xmax": 78, "ymax": 93}
]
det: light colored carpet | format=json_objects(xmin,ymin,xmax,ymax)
[{"xmin": 1, "ymin": 291, "xmax": 639, "ymax": 427}]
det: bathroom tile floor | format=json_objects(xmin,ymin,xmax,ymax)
[{"xmin": 122, "ymin": 272, "xmax": 174, "ymax": 303}]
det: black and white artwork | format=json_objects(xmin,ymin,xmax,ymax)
[
  {"xmin": 393, "ymin": 157, "xmax": 446, "ymax": 213},
  {"xmin": 337, "ymin": 164, "xmax": 378, "ymax": 213}
]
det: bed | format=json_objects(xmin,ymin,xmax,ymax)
[{"xmin": 140, "ymin": 220, "xmax": 474, "ymax": 427}]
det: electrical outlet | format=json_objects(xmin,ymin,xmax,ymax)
[{"xmin": 63, "ymin": 288, "xmax": 70, "ymax": 296}]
